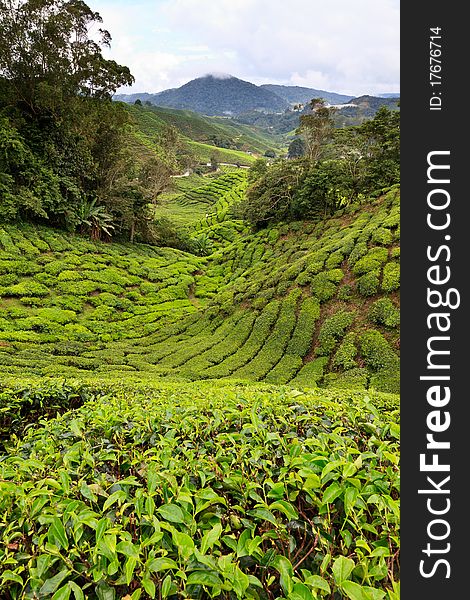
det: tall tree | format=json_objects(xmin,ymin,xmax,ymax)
[
  {"xmin": 297, "ymin": 98, "xmax": 336, "ymax": 164},
  {"xmin": 0, "ymin": 0, "xmax": 133, "ymax": 114}
]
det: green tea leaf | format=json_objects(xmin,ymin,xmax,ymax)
[
  {"xmin": 342, "ymin": 580, "xmax": 365, "ymax": 600},
  {"xmin": 116, "ymin": 541, "xmax": 139, "ymax": 559},
  {"xmin": 161, "ymin": 575, "xmax": 172, "ymax": 599},
  {"xmin": 200, "ymin": 522, "xmax": 222, "ymax": 554},
  {"xmin": 291, "ymin": 582, "xmax": 314, "ymax": 600},
  {"xmin": 125, "ymin": 556, "xmax": 137, "ymax": 585},
  {"xmin": 332, "ymin": 556, "xmax": 355, "ymax": 585},
  {"xmin": 322, "ymin": 481, "xmax": 343, "ymax": 505},
  {"xmin": 269, "ymin": 500, "xmax": 298, "ymax": 520},
  {"xmin": 172, "ymin": 530, "xmax": 195, "ymax": 561},
  {"xmin": 186, "ymin": 571, "xmax": 222, "ymax": 587},
  {"xmin": 95, "ymin": 517, "xmax": 109, "ymax": 544},
  {"xmin": 39, "ymin": 569, "xmax": 70, "ymax": 596},
  {"xmin": 69, "ymin": 581, "xmax": 85, "ymax": 600},
  {"xmin": 95, "ymin": 580, "xmax": 116, "ymax": 600},
  {"xmin": 305, "ymin": 574, "xmax": 331, "ymax": 592},
  {"xmin": 344, "ymin": 486, "xmax": 359, "ymax": 513},
  {"xmin": 52, "ymin": 584, "xmax": 71, "ymax": 600},
  {"xmin": 1, "ymin": 570, "xmax": 23, "ymax": 585},
  {"xmin": 103, "ymin": 490, "xmax": 126, "ymax": 511},
  {"xmin": 50, "ymin": 517, "xmax": 68, "ymax": 550},
  {"xmin": 157, "ymin": 504, "xmax": 185, "ymax": 524},
  {"xmin": 147, "ymin": 557, "xmax": 179, "ymax": 572},
  {"xmin": 147, "ymin": 463, "xmax": 158, "ymax": 493}
]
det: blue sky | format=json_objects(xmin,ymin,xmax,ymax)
[{"xmin": 92, "ymin": 0, "xmax": 399, "ymax": 96}]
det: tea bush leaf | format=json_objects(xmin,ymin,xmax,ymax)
[
  {"xmin": 332, "ymin": 556, "xmax": 355, "ymax": 585},
  {"xmin": 200, "ymin": 522, "xmax": 223, "ymax": 554},
  {"xmin": 157, "ymin": 503, "xmax": 185, "ymax": 524}
]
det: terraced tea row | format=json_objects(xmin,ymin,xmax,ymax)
[
  {"xmin": 155, "ymin": 172, "xmax": 248, "ymax": 243},
  {"xmin": 0, "ymin": 186, "xmax": 400, "ymax": 392}
]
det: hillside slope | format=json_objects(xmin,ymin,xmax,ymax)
[
  {"xmin": 0, "ymin": 185, "xmax": 400, "ymax": 392},
  {"xmin": 261, "ymin": 84, "xmax": 354, "ymax": 105},
  {"xmin": 126, "ymin": 103, "xmax": 281, "ymax": 156}
]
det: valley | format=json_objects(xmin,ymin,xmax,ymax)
[{"xmin": 0, "ymin": 4, "xmax": 400, "ymax": 598}]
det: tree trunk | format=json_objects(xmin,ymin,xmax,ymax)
[{"xmin": 130, "ymin": 220, "xmax": 135, "ymax": 244}]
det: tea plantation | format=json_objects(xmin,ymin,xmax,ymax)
[
  {"xmin": 0, "ymin": 182, "xmax": 400, "ymax": 599},
  {"xmin": 0, "ymin": 185, "xmax": 400, "ymax": 391}
]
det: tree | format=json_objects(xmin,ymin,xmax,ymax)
[
  {"xmin": 0, "ymin": 0, "xmax": 136, "ymax": 229},
  {"xmin": 287, "ymin": 137, "xmax": 306, "ymax": 159},
  {"xmin": 240, "ymin": 159, "xmax": 306, "ymax": 227},
  {"xmin": 0, "ymin": 0, "xmax": 134, "ymax": 114},
  {"xmin": 356, "ymin": 106, "xmax": 400, "ymax": 190},
  {"xmin": 297, "ymin": 98, "xmax": 336, "ymax": 164},
  {"xmin": 210, "ymin": 151, "xmax": 221, "ymax": 172}
]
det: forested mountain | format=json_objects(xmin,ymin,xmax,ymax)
[{"xmin": 116, "ymin": 75, "xmax": 289, "ymax": 116}]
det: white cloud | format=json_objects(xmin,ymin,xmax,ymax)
[{"xmin": 92, "ymin": 0, "xmax": 399, "ymax": 95}]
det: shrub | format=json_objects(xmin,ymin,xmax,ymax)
[
  {"xmin": 311, "ymin": 273, "xmax": 337, "ymax": 302},
  {"xmin": 290, "ymin": 356, "xmax": 329, "ymax": 387},
  {"xmin": 369, "ymin": 298, "xmax": 400, "ymax": 328},
  {"xmin": 359, "ymin": 329, "xmax": 399, "ymax": 371},
  {"xmin": 337, "ymin": 284, "xmax": 353, "ymax": 301},
  {"xmin": 371, "ymin": 226, "xmax": 393, "ymax": 245},
  {"xmin": 333, "ymin": 332, "xmax": 358, "ymax": 369},
  {"xmin": 325, "ymin": 250, "xmax": 344, "ymax": 269},
  {"xmin": 382, "ymin": 261, "xmax": 400, "ymax": 292},
  {"xmin": 353, "ymin": 255, "xmax": 382, "ymax": 276},
  {"xmin": 356, "ymin": 270, "xmax": 380, "ymax": 296},
  {"xmin": 316, "ymin": 310, "xmax": 355, "ymax": 356},
  {"xmin": 4, "ymin": 281, "xmax": 49, "ymax": 297},
  {"xmin": 0, "ymin": 381, "xmax": 97, "ymax": 448},
  {"xmin": 348, "ymin": 242, "xmax": 368, "ymax": 266}
]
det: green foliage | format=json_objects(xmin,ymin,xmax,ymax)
[
  {"xmin": 243, "ymin": 107, "xmax": 399, "ymax": 227},
  {"xmin": 240, "ymin": 159, "xmax": 306, "ymax": 227},
  {"xmin": 0, "ymin": 186, "xmax": 400, "ymax": 392},
  {"xmin": 0, "ymin": 379, "xmax": 399, "ymax": 599},
  {"xmin": 310, "ymin": 270, "xmax": 343, "ymax": 302},
  {"xmin": 333, "ymin": 333, "xmax": 358, "ymax": 369},
  {"xmin": 360, "ymin": 330, "xmax": 397, "ymax": 370},
  {"xmin": 382, "ymin": 261, "xmax": 400, "ymax": 292},
  {"xmin": 316, "ymin": 311, "xmax": 355, "ymax": 356},
  {"xmin": 0, "ymin": 0, "xmax": 135, "ymax": 231},
  {"xmin": 369, "ymin": 299, "xmax": 400, "ymax": 328},
  {"xmin": 356, "ymin": 271, "xmax": 381, "ymax": 297}
]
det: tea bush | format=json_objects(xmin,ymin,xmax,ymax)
[{"xmin": 0, "ymin": 378, "xmax": 399, "ymax": 600}]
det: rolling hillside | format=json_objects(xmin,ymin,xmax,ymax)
[
  {"xmin": 0, "ymin": 158, "xmax": 400, "ymax": 600},
  {"xmin": 126, "ymin": 103, "xmax": 262, "ymax": 166},
  {"xmin": 0, "ymin": 185, "xmax": 400, "ymax": 393}
]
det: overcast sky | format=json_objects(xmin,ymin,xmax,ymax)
[{"xmin": 92, "ymin": 0, "xmax": 399, "ymax": 96}]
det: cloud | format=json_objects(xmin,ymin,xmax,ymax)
[{"xmin": 92, "ymin": 0, "xmax": 399, "ymax": 95}]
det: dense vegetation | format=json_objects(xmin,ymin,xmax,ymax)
[
  {"xmin": 1, "ymin": 2, "xmax": 399, "ymax": 598},
  {"xmin": 240, "ymin": 106, "xmax": 399, "ymax": 227},
  {"xmin": 0, "ymin": 378, "xmax": 399, "ymax": 600}
]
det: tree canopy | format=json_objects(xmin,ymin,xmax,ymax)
[
  {"xmin": 0, "ymin": 0, "xmax": 183, "ymax": 243},
  {"xmin": 0, "ymin": 0, "xmax": 133, "ymax": 113}
]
